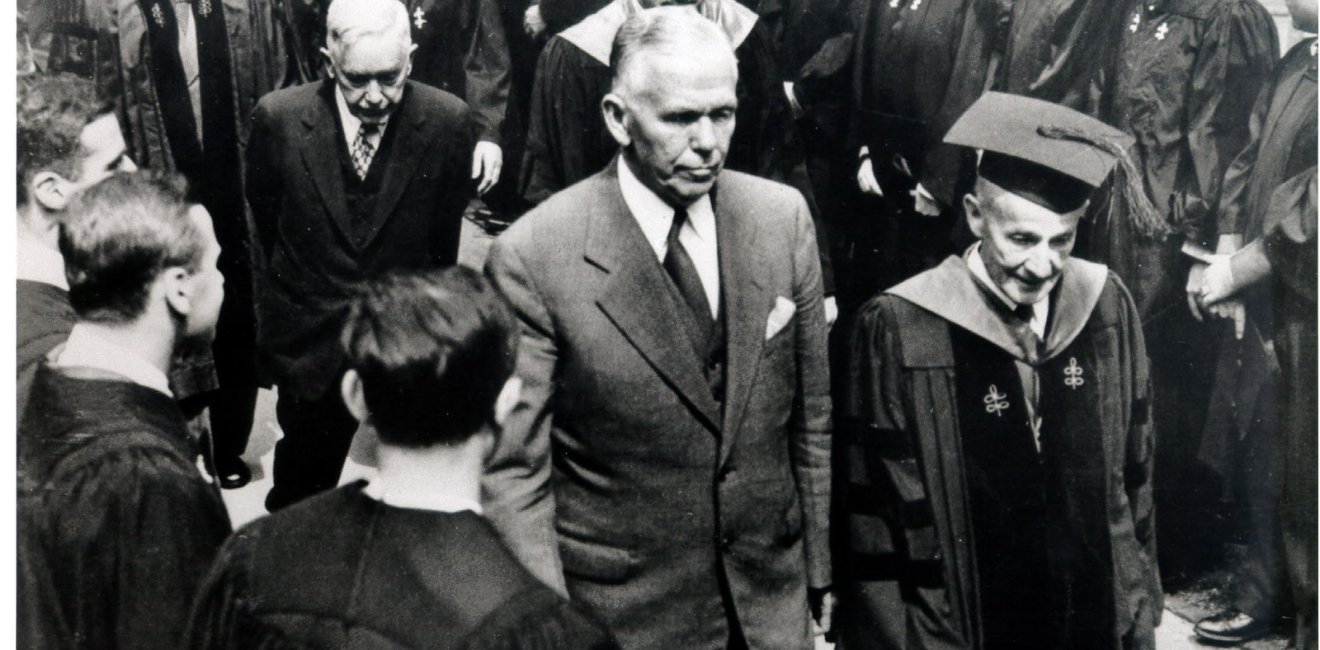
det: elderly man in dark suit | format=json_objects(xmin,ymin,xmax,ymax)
[
  {"xmin": 246, "ymin": 0, "xmax": 474, "ymax": 511},
  {"xmin": 484, "ymin": 8, "xmax": 832, "ymax": 649}
]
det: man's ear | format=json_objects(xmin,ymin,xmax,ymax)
[
  {"xmin": 31, "ymin": 172, "xmax": 73, "ymax": 212},
  {"xmin": 601, "ymin": 93, "xmax": 632, "ymax": 148},
  {"xmin": 161, "ymin": 266, "xmax": 194, "ymax": 318},
  {"xmin": 320, "ymin": 47, "xmax": 336, "ymax": 78},
  {"xmin": 493, "ymin": 377, "xmax": 522, "ymax": 427},
  {"xmin": 964, "ymin": 193, "xmax": 986, "ymax": 240},
  {"xmin": 341, "ymin": 369, "xmax": 370, "ymax": 424}
]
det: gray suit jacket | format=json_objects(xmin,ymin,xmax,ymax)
[{"xmin": 483, "ymin": 163, "xmax": 832, "ymax": 650}]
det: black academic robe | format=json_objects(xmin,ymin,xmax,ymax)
[
  {"xmin": 837, "ymin": 254, "xmax": 1160, "ymax": 649},
  {"xmin": 997, "ymin": 0, "xmax": 1130, "ymax": 116},
  {"xmin": 518, "ymin": 0, "xmax": 833, "ymax": 288},
  {"xmin": 186, "ymin": 481, "xmax": 618, "ymax": 650},
  {"xmin": 19, "ymin": 365, "xmax": 232, "ymax": 650},
  {"xmin": 406, "ymin": 0, "xmax": 510, "ymax": 145},
  {"xmin": 16, "ymin": 280, "xmax": 75, "ymax": 418},
  {"xmin": 850, "ymin": 0, "xmax": 1000, "ymax": 208}
]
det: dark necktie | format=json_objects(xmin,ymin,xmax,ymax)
[{"xmin": 663, "ymin": 208, "xmax": 714, "ymax": 342}]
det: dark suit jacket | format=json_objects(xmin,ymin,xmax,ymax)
[
  {"xmin": 484, "ymin": 164, "xmax": 832, "ymax": 650},
  {"xmin": 245, "ymin": 80, "xmax": 474, "ymax": 399}
]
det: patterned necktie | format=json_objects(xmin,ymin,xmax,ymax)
[
  {"xmin": 1012, "ymin": 303, "xmax": 1041, "ymax": 363},
  {"xmin": 663, "ymin": 208, "xmax": 714, "ymax": 342},
  {"xmin": 351, "ymin": 123, "xmax": 380, "ymax": 180}
]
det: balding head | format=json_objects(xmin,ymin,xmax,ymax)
[{"xmin": 325, "ymin": 0, "xmax": 411, "ymax": 59}]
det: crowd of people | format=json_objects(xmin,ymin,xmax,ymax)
[{"xmin": 13, "ymin": 0, "xmax": 1317, "ymax": 648}]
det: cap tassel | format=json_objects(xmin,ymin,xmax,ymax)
[{"xmin": 1037, "ymin": 124, "xmax": 1171, "ymax": 240}]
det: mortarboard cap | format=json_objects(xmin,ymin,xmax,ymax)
[{"xmin": 944, "ymin": 92, "xmax": 1136, "ymax": 214}]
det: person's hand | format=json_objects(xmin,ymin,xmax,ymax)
[
  {"xmin": 783, "ymin": 81, "xmax": 805, "ymax": 120},
  {"xmin": 1208, "ymin": 299, "xmax": 1247, "ymax": 340},
  {"xmin": 1186, "ymin": 262, "xmax": 1207, "ymax": 321},
  {"xmin": 857, "ymin": 156, "xmax": 882, "ymax": 197},
  {"xmin": 1199, "ymin": 255, "xmax": 1237, "ymax": 305},
  {"xmin": 824, "ymin": 296, "xmax": 838, "ymax": 329},
  {"xmin": 810, "ymin": 588, "xmax": 836, "ymax": 638},
  {"xmin": 523, "ymin": 4, "xmax": 546, "ymax": 38},
  {"xmin": 911, "ymin": 183, "xmax": 941, "ymax": 217},
  {"xmin": 472, "ymin": 141, "xmax": 503, "ymax": 196}
]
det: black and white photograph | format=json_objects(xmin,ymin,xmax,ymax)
[{"xmin": 10, "ymin": 0, "xmax": 1318, "ymax": 647}]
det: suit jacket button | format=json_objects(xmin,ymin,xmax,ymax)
[
  {"xmin": 720, "ymin": 535, "xmax": 733, "ymax": 552},
  {"xmin": 718, "ymin": 465, "xmax": 733, "ymax": 482}
]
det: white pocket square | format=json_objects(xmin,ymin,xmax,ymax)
[{"xmin": 765, "ymin": 296, "xmax": 796, "ymax": 341}]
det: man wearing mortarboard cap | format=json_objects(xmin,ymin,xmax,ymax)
[{"xmin": 833, "ymin": 92, "xmax": 1161, "ymax": 649}]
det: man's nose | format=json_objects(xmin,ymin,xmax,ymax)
[
  {"xmin": 690, "ymin": 117, "xmax": 717, "ymax": 154},
  {"xmin": 363, "ymin": 81, "xmax": 385, "ymax": 104},
  {"xmin": 1023, "ymin": 246, "xmax": 1059, "ymax": 278}
]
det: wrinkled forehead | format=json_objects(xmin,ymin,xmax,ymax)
[{"xmin": 624, "ymin": 46, "xmax": 737, "ymax": 101}]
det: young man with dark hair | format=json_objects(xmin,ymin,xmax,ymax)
[
  {"xmin": 16, "ymin": 72, "xmax": 137, "ymax": 415},
  {"xmin": 187, "ymin": 267, "xmax": 616, "ymax": 649},
  {"xmin": 19, "ymin": 171, "xmax": 232, "ymax": 650}
]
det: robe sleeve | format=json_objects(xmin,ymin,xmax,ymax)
[
  {"xmin": 46, "ymin": 447, "xmax": 232, "ymax": 650},
  {"xmin": 837, "ymin": 297, "xmax": 967, "ymax": 649},
  {"xmin": 482, "ymin": 236, "xmax": 568, "ymax": 594},
  {"xmin": 457, "ymin": 586, "xmax": 620, "ymax": 650},
  {"xmin": 1177, "ymin": 0, "xmax": 1278, "ymax": 245},
  {"xmin": 1216, "ymin": 64, "xmax": 1277, "ymax": 236},
  {"xmin": 518, "ymin": 37, "xmax": 602, "ymax": 207},
  {"xmin": 185, "ymin": 524, "xmax": 309, "ymax": 650},
  {"xmin": 1115, "ymin": 276, "xmax": 1162, "ymax": 638},
  {"xmin": 1262, "ymin": 167, "xmax": 1318, "ymax": 303},
  {"xmin": 465, "ymin": 0, "xmax": 511, "ymax": 145}
]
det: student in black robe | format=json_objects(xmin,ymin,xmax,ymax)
[
  {"xmin": 997, "ymin": 0, "xmax": 1130, "ymax": 115},
  {"xmin": 1190, "ymin": 7, "xmax": 1318, "ymax": 642},
  {"xmin": 186, "ymin": 268, "xmax": 617, "ymax": 650},
  {"xmin": 519, "ymin": 0, "xmax": 835, "ymax": 309},
  {"xmin": 19, "ymin": 172, "xmax": 232, "ymax": 650},
  {"xmin": 16, "ymin": 74, "xmax": 137, "ymax": 416},
  {"xmin": 835, "ymin": 94, "xmax": 1160, "ymax": 649},
  {"xmin": 1081, "ymin": 0, "xmax": 1278, "ymax": 584}
]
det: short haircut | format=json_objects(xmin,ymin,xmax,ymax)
[
  {"xmin": 324, "ymin": 0, "xmax": 411, "ymax": 60},
  {"xmin": 16, "ymin": 73, "xmax": 112, "ymax": 208},
  {"xmin": 609, "ymin": 6, "xmax": 737, "ymax": 97},
  {"xmin": 341, "ymin": 267, "xmax": 519, "ymax": 448},
  {"xmin": 60, "ymin": 171, "xmax": 205, "ymax": 323}
]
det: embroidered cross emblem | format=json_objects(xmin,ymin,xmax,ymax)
[
  {"xmin": 198, "ymin": 0, "xmax": 211, "ymax": 16},
  {"xmin": 1064, "ymin": 357, "xmax": 1085, "ymax": 390},
  {"xmin": 1155, "ymin": 22, "xmax": 1169, "ymax": 40},
  {"xmin": 983, "ymin": 384, "xmax": 1010, "ymax": 417},
  {"xmin": 1129, "ymin": 12, "xmax": 1141, "ymax": 33},
  {"xmin": 151, "ymin": 3, "xmax": 166, "ymax": 27},
  {"xmin": 413, "ymin": 7, "xmax": 427, "ymax": 29},
  {"xmin": 889, "ymin": 0, "xmax": 899, "ymax": 7},
  {"xmin": 911, "ymin": 0, "xmax": 921, "ymax": 8}
]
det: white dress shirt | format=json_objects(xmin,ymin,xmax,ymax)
[
  {"xmin": 967, "ymin": 243, "xmax": 1049, "ymax": 340},
  {"xmin": 53, "ymin": 324, "xmax": 173, "ymax": 397},
  {"xmin": 334, "ymin": 87, "xmax": 388, "ymax": 153},
  {"xmin": 617, "ymin": 157, "xmax": 720, "ymax": 318},
  {"xmin": 363, "ymin": 478, "xmax": 484, "ymax": 514},
  {"xmin": 18, "ymin": 236, "xmax": 68, "ymax": 290}
]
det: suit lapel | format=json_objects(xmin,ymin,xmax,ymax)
[
  {"xmin": 715, "ymin": 179, "xmax": 768, "ymax": 462},
  {"xmin": 588, "ymin": 167, "xmax": 722, "ymax": 433},
  {"xmin": 300, "ymin": 82, "xmax": 355, "ymax": 248},
  {"xmin": 359, "ymin": 83, "xmax": 436, "ymax": 250}
]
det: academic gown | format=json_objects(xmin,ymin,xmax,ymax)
[
  {"xmin": 19, "ymin": 365, "xmax": 233, "ymax": 650},
  {"xmin": 837, "ymin": 254, "xmax": 1160, "ymax": 649},
  {"xmin": 405, "ymin": 0, "xmax": 510, "ymax": 146},
  {"xmin": 518, "ymin": 0, "xmax": 833, "ymax": 289},
  {"xmin": 997, "ymin": 0, "xmax": 1130, "ymax": 115},
  {"xmin": 16, "ymin": 280, "xmax": 76, "ymax": 418},
  {"xmin": 186, "ymin": 481, "xmax": 618, "ymax": 650}
]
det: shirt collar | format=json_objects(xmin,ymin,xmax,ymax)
[
  {"xmin": 967, "ymin": 242, "xmax": 1049, "ymax": 337},
  {"xmin": 17, "ymin": 235, "xmax": 68, "ymax": 290},
  {"xmin": 52, "ymin": 324, "xmax": 173, "ymax": 397},
  {"xmin": 616, "ymin": 157, "xmax": 716, "ymax": 261},
  {"xmin": 363, "ymin": 478, "xmax": 483, "ymax": 514}
]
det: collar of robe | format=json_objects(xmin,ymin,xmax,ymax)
[
  {"xmin": 887, "ymin": 249, "xmax": 1109, "ymax": 365},
  {"xmin": 559, "ymin": 0, "xmax": 759, "ymax": 67}
]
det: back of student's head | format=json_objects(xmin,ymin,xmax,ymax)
[
  {"xmin": 60, "ymin": 171, "xmax": 205, "ymax": 323},
  {"xmin": 341, "ymin": 267, "xmax": 519, "ymax": 448},
  {"xmin": 16, "ymin": 73, "xmax": 111, "ymax": 209}
]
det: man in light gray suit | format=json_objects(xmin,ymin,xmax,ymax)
[{"xmin": 483, "ymin": 7, "xmax": 832, "ymax": 649}]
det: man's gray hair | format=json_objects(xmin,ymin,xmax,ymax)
[
  {"xmin": 609, "ymin": 6, "xmax": 738, "ymax": 96},
  {"xmin": 325, "ymin": 0, "xmax": 411, "ymax": 58}
]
